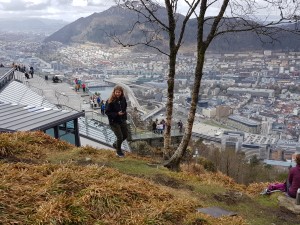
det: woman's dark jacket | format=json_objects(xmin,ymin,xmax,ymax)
[
  {"xmin": 288, "ymin": 164, "xmax": 300, "ymax": 198},
  {"xmin": 105, "ymin": 96, "xmax": 127, "ymax": 125}
]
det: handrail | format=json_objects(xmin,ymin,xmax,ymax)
[
  {"xmin": 0, "ymin": 67, "xmax": 15, "ymax": 90},
  {"xmin": 55, "ymin": 90, "xmax": 70, "ymax": 107},
  {"xmin": 127, "ymin": 112, "xmax": 137, "ymax": 133},
  {"xmin": 57, "ymin": 104, "xmax": 81, "ymax": 112},
  {"xmin": 0, "ymin": 67, "xmax": 14, "ymax": 80}
]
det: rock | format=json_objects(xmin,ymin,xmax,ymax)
[
  {"xmin": 85, "ymin": 157, "xmax": 92, "ymax": 162},
  {"xmin": 278, "ymin": 195, "xmax": 300, "ymax": 214},
  {"xmin": 197, "ymin": 207, "xmax": 237, "ymax": 218}
]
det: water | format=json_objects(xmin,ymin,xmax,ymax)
[{"xmin": 88, "ymin": 87, "xmax": 113, "ymax": 101}]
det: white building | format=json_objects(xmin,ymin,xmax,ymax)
[{"xmin": 202, "ymin": 107, "xmax": 216, "ymax": 118}]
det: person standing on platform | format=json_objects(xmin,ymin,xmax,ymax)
[
  {"xmin": 100, "ymin": 100, "xmax": 106, "ymax": 115},
  {"xmin": 152, "ymin": 120, "xmax": 157, "ymax": 133},
  {"xmin": 105, "ymin": 85, "xmax": 128, "ymax": 157},
  {"xmin": 177, "ymin": 120, "xmax": 183, "ymax": 132},
  {"xmin": 29, "ymin": 66, "xmax": 34, "ymax": 78},
  {"xmin": 97, "ymin": 96, "xmax": 101, "ymax": 107}
]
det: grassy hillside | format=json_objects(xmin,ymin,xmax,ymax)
[{"xmin": 0, "ymin": 132, "xmax": 299, "ymax": 224}]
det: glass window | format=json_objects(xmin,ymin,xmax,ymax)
[
  {"xmin": 66, "ymin": 121, "xmax": 75, "ymax": 129},
  {"xmin": 45, "ymin": 128, "xmax": 55, "ymax": 137},
  {"xmin": 59, "ymin": 123, "xmax": 67, "ymax": 135},
  {"xmin": 59, "ymin": 121, "xmax": 75, "ymax": 136},
  {"xmin": 60, "ymin": 132, "xmax": 76, "ymax": 145}
]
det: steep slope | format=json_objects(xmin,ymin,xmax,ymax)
[{"xmin": 0, "ymin": 131, "xmax": 299, "ymax": 224}]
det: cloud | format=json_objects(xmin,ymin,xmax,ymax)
[
  {"xmin": 87, "ymin": 0, "xmax": 107, "ymax": 6},
  {"xmin": 0, "ymin": 0, "xmax": 115, "ymax": 21},
  {"xmin": 0, "ymin": 0, "xmax": 51, "ymax": 11},
  {"xmin": 0, "ymin": 0, "xmax": 284, "ymax": 23}
]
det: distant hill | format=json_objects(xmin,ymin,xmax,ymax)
[
  {"xmin": 44, "ymin": 5, "xmax": 300, "ymax": 52},
  {"xmin": 0, "ymin": 18, "xmax": 67, "ymax": 35}
]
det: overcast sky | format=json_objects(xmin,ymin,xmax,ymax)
[
  {"xmin": 0, "ymin": 0, "xmax": 117, "ymax": 22},
  {"xmin": 0, "ymin": 0, "xmax": 286, "ymax": 22}
]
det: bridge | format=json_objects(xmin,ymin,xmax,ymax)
[
  {"xmin": 86, "ymin": 81, "xmax": 114, "ymax": 88},
  {"xmin": 140, "ymin": 102, "xmax": 165, "ymax": 121},
  {"xmin": 105, "ymin": 79, "xmax": 147, "ymax": 114},
  {"xmin": 105, "ymin": 78, "xmax": 169, "ymax": 121}
]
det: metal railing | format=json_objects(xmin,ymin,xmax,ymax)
[
  {"xmin": 131, "ymin": 128, "xmax": 183, "ymax": 141},
  {"xmin": 78, "ymin": 117, "xmax": 131, "ymax": 151},
  {"xmin": 0, "ymin": 68, "xmax": 15, "ymax": 90}
]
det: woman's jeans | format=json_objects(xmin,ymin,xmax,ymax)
[{"xmin": 110, "ymin": 121, "xmax": 128, "ymax": 153}]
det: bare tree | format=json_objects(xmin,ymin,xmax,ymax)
[
  {"xmin": 113, "ymin": 0, "xmax": 300, "ymax": 171},
  {"xmin": 164, "ymin": 0, "xmax": 300, "ymax": 170},
  {"xmin": 114, "ymin": 0, "xmax": 201, "ymax": 158}
]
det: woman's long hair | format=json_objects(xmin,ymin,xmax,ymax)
[
  {"xmin": 108, "ymin": 85, "xmax": 125, "ymax": 103},
  {"xmin": 295, "ymin": 154, "xmax": 300, "ymax": 166}
]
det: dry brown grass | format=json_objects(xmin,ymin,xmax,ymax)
[
  {"xmin": 0, "ymin": 163, "xmax": 201, "ymax": 224},
  {"xmin": 0, "ymin": 132, "xmax": 260, "ymax": 224}
]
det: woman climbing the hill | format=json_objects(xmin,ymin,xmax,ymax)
[{"xmin": 105, "ymin": 85, "xmax": 128, "ymax": 157}]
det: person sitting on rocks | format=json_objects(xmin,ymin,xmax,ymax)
[{"xmin": 261, "ymin": 155, "xmax": 300, "ymax": 196}]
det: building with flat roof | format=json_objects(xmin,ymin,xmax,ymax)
[
  {"xmin": 0, "ymin": 102, "xmax": 84, "ymax": 146},
  {"xmin": 0, "ymin": 69, "xmax": 84, "ymax": 146},
  {"xmin": 216, "ymin": 105, "xmax": 232, "ymax": 119},
  {"xmin": 227, "ymin": 87, "xmax": 275, "ymax": 98},
  {"xmin": 202, "ymin": 107, "xmax": 216, "ymax": 118},
  {"xmin": 227, "ymin": 115, "xmax": 261, "ymax": 134},
  {"xmin": 221, "ymin": 131, "xmax": 244, "ymax": 151},
  {"xmin": 241, "ymin": 143, "xmax": 268, "ymax": 160}
]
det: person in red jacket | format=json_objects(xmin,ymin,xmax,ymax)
[{"xmin": 288, "ymin": 154, "xmax": 300, "ymax": 198}]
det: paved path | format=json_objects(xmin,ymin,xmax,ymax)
[{"xmin": 15, "ymin": 72, "xmax": 90, "ymax": 111}]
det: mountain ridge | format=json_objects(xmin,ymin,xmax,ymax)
[{"xmin": 44, "ymin": 5, "xmax": 300, "ymax": 53}]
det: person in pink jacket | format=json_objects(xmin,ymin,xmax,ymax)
[{"xmin": 288, "ymin": 154, "xmax": 300, "ymax": 198}]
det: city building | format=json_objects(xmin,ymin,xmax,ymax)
[
  {"xmin": 221, "ymin": 131, "xmax": 244, "ymax": 151},
  {"xmin": 0, "ymin": 69, "xmax": 84, "ymax": 146},
  {"xmin": 202, "ymin": 107, "xmax": 216, "ymax": 118},
  {"xmin": 227, "ymin": 115, "xmax": 261, "ymax": 134},
  {"xmin": 241, "ymin": 143, "xmax": 268, "ymax": 160},
  {"xmin": 0, "ymin": 102, "xmax": 83, "ymax": 146},
  {"xmin": 216, "ymin": 105, "xmax": 232, "ymax": 120},
  {"xmin": 227, "ymin": 87, "xmax": 275, "ymax": 98}
]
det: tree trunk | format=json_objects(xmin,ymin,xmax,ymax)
[
  {"xmin": 163, "ymin": 1, "xmax": 178, "ymax": 158},
  {"xmin": 164, "ymin": 50, "xmax": 206, "ymax": 171},
  {"xmin": 163, "ymin": 52, "xmax": 176, "ymax": 158}
]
